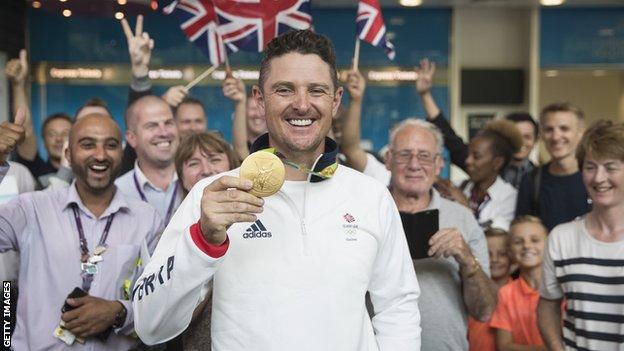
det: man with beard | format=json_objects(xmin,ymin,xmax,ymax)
[
  {"xmin": 115, "ymin": 96, "xmax": 183, "ymax": 225},
  {"xmin": 133, "ymin": 30, "xmax": 420, "ymax": 350},
  {"xmin": 0, "ymin": 114, "xmax": 162, "ymax": 350}
]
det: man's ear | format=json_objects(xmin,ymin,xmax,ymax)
[
  {"xmin": 332, "ymin": 87, "xmax": 344, "ymax": 117},
  {"xmin": 126, "ymin": 130, "xmax": 138, "ymax": 149},
  {"xmin": 252, "ymin": 85, "xmax": 265, "ymax": 117}
]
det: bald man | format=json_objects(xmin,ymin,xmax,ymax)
[
  {"xmin": 115, "ymin": 95, "xmax": 182, "ymax": 225},
  {"xmin": 0, "ymin": 114, "xmax": 162, "ymax": 350}
]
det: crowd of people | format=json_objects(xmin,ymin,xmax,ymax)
[{"xmin": 0, "ymin": 15, "xmax": 622, "ymax": 351}]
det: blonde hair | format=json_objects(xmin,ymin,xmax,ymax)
[{"xmin": 510, "ymin": 215, "xmax": 547, "ymax": 236}]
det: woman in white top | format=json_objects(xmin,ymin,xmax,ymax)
[
  {"xmin": 538, "ymin": 120, "xmax": 624, "ymax": 351},
  {"xmin": 439, "ymin": 120, "xmax": 522, "ymax": 231}
]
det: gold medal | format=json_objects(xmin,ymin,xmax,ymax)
[{"xmin": 239, "ymin": 151, "xmax": 285, "ymax": 197}]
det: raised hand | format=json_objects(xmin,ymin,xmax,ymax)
[
  {"xmin": 161, "ymin": 85, "xmax": 188, "ymax": 107},
  {"xmin": 5, "ymin": 49, "xmax": 28, "ymax": 85},
  {"xmin": 0, "ymin": 108, "xmax": 26, "ymax": 163},
  {"xmin": 415, "ymin": 58, "xmax": 436, "ymax": 95},
  {"xmin": 200, "ymin": 176, "xmax": 264, "ymax": 245},
  {"xmin": 346, "ymin": 69, "xmax": 366, "ymax": 102},
  {"xmin": 61, "ymin": 295, "xmax": 124, "ymax": 338},
  {"xmin": 121, "ymin": 15, "xmax": 154, "ymax": 78},
  {"xmin": 222, "ymin": 74, "xmax": 246, "ymax": 103}
]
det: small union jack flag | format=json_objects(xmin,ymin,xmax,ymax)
[
  {"xmin": 356, "ymin": 0, "xmax": 395, "ymax": 60},
  {"xmin": 214, "ymin": 0, "xmax": 313, "ymax": 53},
  {"xmin": 343, "ymin": 213, "xmax": 356, "ymax": 223},
  {"xmin": 163, "ymin": 0, "xmax": 226, "ymax": 65}
]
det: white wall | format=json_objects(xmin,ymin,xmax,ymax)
[{"xmin": 450, "ymin": 7, "xmax": 536, "ymax": 180}]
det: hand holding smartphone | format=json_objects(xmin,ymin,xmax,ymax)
[{"xmin": 399, "ymin": 209, "xmax": 439, "ymax": 260}]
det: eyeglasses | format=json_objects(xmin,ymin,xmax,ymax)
[{"xmin": 391, "ymin": 150, "xmax": 439, "ymax": 165}]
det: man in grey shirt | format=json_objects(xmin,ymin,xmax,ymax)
[
  {"xmin": 0, "ymin": 113, "xmax": 162, "ymax": 350},
  {"xmin": 385, "ymin": 119, "xmax": 497, "ymax": 350}
]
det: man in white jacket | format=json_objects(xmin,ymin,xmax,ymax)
[{"xmin": 132, "ymin": 30, "xmax": 421, "ymax": 351}]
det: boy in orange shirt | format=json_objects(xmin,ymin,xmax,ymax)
[
  {"xmin": 468, "ymin": 228, "xmax": 512, "ymax": 351},
  {"xmin": 490, "ymin": 216, "xmax": 548, "ymax": 351}
]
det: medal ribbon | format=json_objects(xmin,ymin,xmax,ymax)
[
  {"xmin": 71, "ymin": 204, "xmax": 115, "ymax": 292},
  {"xmin": 260, "ymin": 147, "xmax": 338, "ymax": 179},
  {"xmin": 133, "ymin": 171, "xmax": 179, "ymax": 224}
]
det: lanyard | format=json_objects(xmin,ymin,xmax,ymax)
[
  {"xmin": 260, "ymin": 147, "xmax": 338, "ymax": 179},
  {"xmin": 133, "ymin": 171, "xmax": 179, "ymax": 224},
  {"xmin": 71, "ymin": 204, "xmax": 115, "ymax": 292}
]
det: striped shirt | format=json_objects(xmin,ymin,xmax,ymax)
[{"xmin": 541, "ymin": 218, "xmax": 624, "ymax": 351}]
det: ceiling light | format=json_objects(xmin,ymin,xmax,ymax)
[
  {"xmin": 118, "ymin": 0, "xmax": 127, "ymax": 4},
  {"xmin": 399, "ymin": 0, "xmax": 422, "ymax": 6},
  {"xmin": 62, "ymin": 9, "xmax": 71, "ymax": 17},
  {"xmin": 540, "ymin": 0, "xmax": 565, "ymax": 6},
  {"xmin": 115, "ymin": 12, "xmax": 124, "ymax": 20},
  {"xmin": 59, "ymin": 0, "xmax": 67, "ymax": 2},
  {"xmin": 593, "ymin": 70, "xmax": 606, "ymax": 77},
  {"xmin": 32, "ymin": 1, "xmax": 41, "ymax": 8},
  {"xmin": 545, "ymin": 70, "xmax": 559, "ymax": 77}
]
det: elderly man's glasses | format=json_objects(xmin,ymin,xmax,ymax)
[{"xmin": 391, "ymin": 150, "xmax": 439, "ymax": 165}]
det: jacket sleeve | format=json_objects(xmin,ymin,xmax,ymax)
[
  {"xmin": 128, "ymin": 75, "xmax": 153, "ymax": 107},
  {"xmin": 429, "ymin": 112, "xmax": 469, "ymax": 171},
  {"xmin": 132, "ymin": 180, "xmax": 229, "ymax": 345},
  {"xmin": 368, "ymin": 189, "xmax": 421, "ymax": 350}
]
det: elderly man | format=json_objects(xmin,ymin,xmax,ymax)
[
  {"xmin": 0, "ymin": 113, "xmax": 161, "ymax": 350},
  {"xmin": 133, "ymin": 30, "xmax": 421, "ymax": 351},
  {"xmin": 384, "ymin": 119, "xmax": 497, "ymax": 350}
]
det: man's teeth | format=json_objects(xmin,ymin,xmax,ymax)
[
  {"xmin": 288, "ymin": 119, "xmax": 312, "ymax": 126},
  {"xmin": 156, "ymin": 141, "xmax": 171, "ymax": 148},
  {"xmin": 90, "ymin": 164, "xmax": 108, "ymax": 171}
]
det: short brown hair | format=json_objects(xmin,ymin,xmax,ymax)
[
  {"xmin": 174, "ymin": 132, "xmax": 240, "ymax": 181},
  {"xmin": 258, "ymin": 30, "xmax": 338, "ymax": 91},
  {"xmin": 539, "ymin": 102, "xmax": 584, "ymax": 123},
  {"xmin": 576, "ymin": 120, "xmax": 624, "ymax": 169}
]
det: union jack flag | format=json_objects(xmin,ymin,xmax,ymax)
[
  {"xmin": 356, "ymin": 0, "xmax": 395, "ymax": 60},
  {"xmin": 163, "ymin": 0, "xmax": 226, "ymax": 65},
  {"xmin": 214, "ymin": 0, "xmax": 313, "ymax": 53}
]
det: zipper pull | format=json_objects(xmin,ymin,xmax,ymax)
[{"xmin": 301, "ymin": 221, "xmax": 307, "ymax": 236}]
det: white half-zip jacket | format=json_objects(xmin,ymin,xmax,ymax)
[{"xmin": 132, "ymin": 136, "xmax": 421, "ymax": 351}]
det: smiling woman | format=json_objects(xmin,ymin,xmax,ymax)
[{"xmin": 174, "ymin": 132, "xmax": 240, "ymax": 195}]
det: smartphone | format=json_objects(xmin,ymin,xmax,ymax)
[
  {"xmin": 61, "ymin": 287, "xmax": 112, "ymax": 341},
  {"xmin": 62, "ymin": 287, "xmax": 88, "ymax": 313},
  {"xmin": 400, "ymin": 209, "xmax": 439, "ymax": 260}
]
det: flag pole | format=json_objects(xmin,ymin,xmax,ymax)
[
  {"xmin": 185, "ymin": 64, "xmax": 219, "ymax": 90},
  {"xmin": 352, "ymin": 37, "xmax": 360, "ymax": 71},
  {"xmin": 224, "ymin": 52, "xmax": 231, "ymax": 73}
]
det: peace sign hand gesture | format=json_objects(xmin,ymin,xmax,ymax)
[{"xmin": 121, "ymin": 15, "xmax": 154, "ymax": 78}]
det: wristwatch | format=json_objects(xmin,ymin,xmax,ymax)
[
  {"xmin": 464, "ymin": 257, "xmax": 481, "ymax": 278},
  {"xmin": 113, "ymin": 302, "xmax": 128, "ymax": 328}
]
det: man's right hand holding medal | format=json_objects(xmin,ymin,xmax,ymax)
[{"xmin": 200, "ymin": 176, "xmax": 265, "ymax": 246}]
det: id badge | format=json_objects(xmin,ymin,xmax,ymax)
[
  {"xmin": 54, "ymin": 325, "xmax": 76, "ymax": 345},
  {"xmin": 81, "ymin": 262, "xmax": 99, "ymax": 275},
  {"xmin": 88, "ymin": 255, "xmax": 103, "ymax": 264}
]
